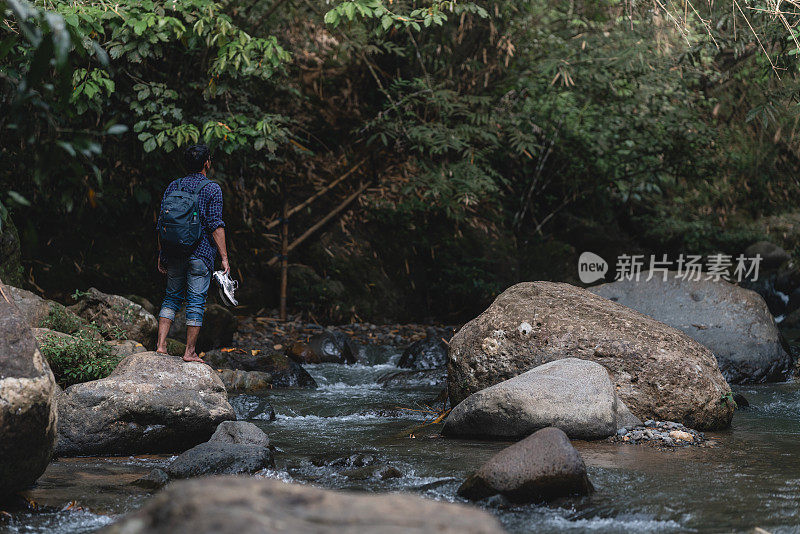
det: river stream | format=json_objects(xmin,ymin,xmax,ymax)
[{"xmin": 6, "ymin": 346, "xmax": 800, "ymax": 533}]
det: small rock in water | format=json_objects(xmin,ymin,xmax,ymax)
[
  {"xmin": 133, "ymin": 468, "xmax": 170, "ymax": 490},
  {"xmin": 381, "ymin": 466, "xmax": 403, "ymax": 479},
  {"xmin": 611, "ymin": 420, "xmax": 706, "ymax": 448},
  {"xmin": 458, "ymin": 427, "xmax": 592, "ymax": 503},
  {"xmin": 669, "ymin": 430, "xmax": 694, "ymax": 442}
]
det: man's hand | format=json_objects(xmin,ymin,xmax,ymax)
[
  {"xmin": 158, "ymin": 256, "xmax": 167, "ymax": 274},
  {"xmin": 221, "ymin": 256, "xmax": 230, "ymax": 275}
]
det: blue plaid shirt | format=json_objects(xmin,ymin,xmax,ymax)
[{"xmin": 158, "ymin": 173, "xmax": 225, "ymax": 272}]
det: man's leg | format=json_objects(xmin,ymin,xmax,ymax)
[
  {"xmin": 184, "ymin": 325, "xmax": 202, "ymax": 362},
  {"xmin": 155, "ymin": 317, "xmax": 173, "ymax": 354},
  {"xmin": 183, "ymin": 258, "xmax": 212, "ymax": 363},
  {"xmin": 157, "ymin": 262, "xmax": 186, "ymax": 354}
]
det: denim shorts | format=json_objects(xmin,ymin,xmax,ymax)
[{"xmin": 158, "ymin": 257, "xmax": 212, "ymax": 327}]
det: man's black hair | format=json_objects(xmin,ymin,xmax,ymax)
[{"xmin": 184, "ymin": 144, "xmax": 211, "ymax": 173}]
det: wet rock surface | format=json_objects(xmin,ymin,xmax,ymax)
[
  {"xmin": 204, "ymin": 347, "xmax": 317, "ymax": 388},
  {"xmin": 170, "ymin": 422, "xmax": 271, "ymax": 477},
  {"xmin": 288, "ymin": 329, "xmax": 361, "ymax": 364},
  {"xmin": 216, "ymin": 368, "xmax": 273, "ymax": 394},
  {"xmin": 449, "ymin": 282, "xmax": 734, "ymax": 430},
  {"xmin": 136, "ymin": 422, "xmax": 274, "ymax": 489},
  {"xmin": 377, "ymin": 368, "xmax": 447, "ymax": 388},
  {"xmin": 310, "ymin": 453, "xmax": 405, "ymax": 482},
  {"xmin": 229, "ymin": 395, "xmax": 276, "ymax": 421},
  {"xmin": 398, "ymin": 331, "xmax": 451, "ymax": 369},
  {"xmin": 0, "ymin": 283, "xmax": 58, "ymax": 498},
  {"xmin": 611, "ymin": 420, "xmax": 712, "ymax": 448},
  {"xmin": 458, "ymin": 427, "xmax": 593, "ymax": 503},
  {"xmin": 101, "ymin": 476, "xmax": 504, "ymax": 534}
]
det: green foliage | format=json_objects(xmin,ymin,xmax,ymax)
[
  {"xmin": 166, "ymin": 338, "xmax": 186, "ymax": 357},
  {"xmin": 39, "ymin": 302, "xmax": 84, "ymax": 334},
  {"xmin": 38, "ymin": 325, "xmax": 121, "ymax": 387},
  {"xmin": 1, "ymin": 0, "xmax": 291, "ymax": 216},
  {"xmin": 324, "ymin": 0, "xmax": 487, "ymax": 32},
  {"xmin": 4, "ymin": 0, "xmax": 800, "ymax": 321},
  {"xmin": 366, "ymin": 79, "xmax": 505, "ymax": 218}
]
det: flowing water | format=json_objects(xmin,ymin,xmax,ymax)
[{"xmin": 6, "ymin": 346, "xmax": 800, "ymax": 533}]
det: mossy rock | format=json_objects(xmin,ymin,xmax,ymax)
[
  {"xmin": 39, "ymin": 302, "xmax": 85, "ymax": 334},
  {"xmin": 166, "ymin": 338, "xmax": 186, "ymax": 357}
]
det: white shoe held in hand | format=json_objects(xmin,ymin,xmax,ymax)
[{"xmin": 214, "ymin": 270, "xmax": 239, "ymax": 307}]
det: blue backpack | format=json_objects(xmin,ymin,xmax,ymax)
[{"xmin": 158, "ymin": 177, "xmax": 211, "ymax": 254}]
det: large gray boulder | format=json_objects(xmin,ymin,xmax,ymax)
[
  {"xmin": 589, "ymin": 275, "xmax": 792, "ymax": 384},
  {"xmin": 448, "ymin": 282, "xmax": 734, "ymax": 430},
  {"xmin": 5, "ymin": 286, "xmax": 50, "ymax": 327},
  {"xmin": 458, "ymin": 427, "xmax": 592, "ymax": 503},
  {"xmin": 101, "ymin": 476, "xmax": 504, "ymax": 534},
  {"xmin": 744, "ymin": 241, "xmax": 791, "ymax": 270},
  {"xmin": 443, "ymin": 358, "xmax": 640, "ymax": 440},
  {"xmin": 6, "ymin": 286, "xmax": 83, "ymax": 333},
  {"xmin": 0, "ymin": 282, "xmax": 58, "ymax": 498},
  {"xmin": 69, "ymin": 288, "xmax": 157, "ymax": 348},
  {"xmin": 55, "ymin": 352, "xmax": 235, "ymax": 456}
]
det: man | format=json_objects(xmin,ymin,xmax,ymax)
[{"xmin": 155, "ymin": 144, "xmax": 229, "ymax": 363}]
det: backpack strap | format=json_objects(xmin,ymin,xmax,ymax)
[{"xmin": 192, "ymin": 178, "xmax": 213, "ymax": 195}]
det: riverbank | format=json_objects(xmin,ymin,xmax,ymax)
[
  {"xmin": 233, "ymin": 315, "xmax": 454, "ymax": 350},
  {"xmin": 7, "ymin": 358, "xmax": 800, "ymax": 533}
]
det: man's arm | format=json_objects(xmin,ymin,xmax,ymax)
[
  {"xmin": 211, "ymin": 227, "xmax": 229, "ymax": 274},
  {"xmin": 203, "ymin": 183, "xmax": 229, "ymax": 273}
]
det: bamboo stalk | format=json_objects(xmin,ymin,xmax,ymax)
[
  {"xmin": 264, "ymin": 158, "xmax": 366, "ymax": 231},
  {"xmin": 267, "ymin": 181, "xmax": 370, "ymax": 267}
]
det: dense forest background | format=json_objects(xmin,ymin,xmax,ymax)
[{"xmin": 3, "ymin": 0, "xmax": 800, "ymax": 323}]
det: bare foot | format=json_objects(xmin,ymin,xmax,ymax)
[
  {"xmin": 156, "ymin": 345, "xmax": 168, "ymax": 355},
  {"xmin": 182, "ymin": 352, "xmax": 204, "ymax": 363}
]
